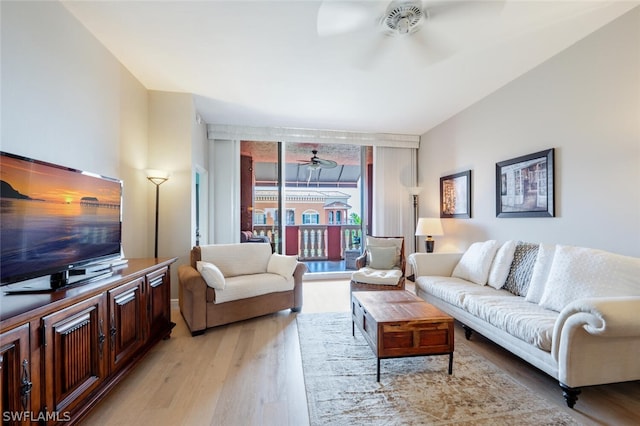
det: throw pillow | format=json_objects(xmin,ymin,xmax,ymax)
[
  {"xmin": 487, "ymin": 240, "xmax": 517, "ymax": 289},
  {"xmin": 525, "ymin": 243, "xmax": 556, "ymax": 303},
  {"xmin": 365, "ymin": 236, "xmax": 402, "ymax": 266},
  {"xmin": 368, "ymin": 246, "xmax": 397, "ymax": 269},
  {"xmin": 451, "ymin": 240, "xmax": 499, "ymax": 285},
  {"xmin": 267, "ymin": 253, "xmax": 298, "ymax": 278},
  {"xmin": 539, "ymin": 245, "xmax": 640, "ymax": 312},
  {"xmin": 196, "ymin": 261, "xmax": 226, "ymax": 290},
  {"xmin": 503, "ymin": 242, "xmax": 539, "ymax": 296}
]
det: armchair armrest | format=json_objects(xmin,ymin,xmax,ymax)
[
  {"xmin": 552, "ymin": 296, "xmax": 640, "ymax": 362},
  {"xmin": 292, "ymin": 262, "xmax": 307, "ymax": 310},
  {"xmin": 408, "ymin": 253, "xmax": 462, "ymax": 278},
  {"xmin": 178, "ymin": 264, "xmax": 208, "ymax": 334}
]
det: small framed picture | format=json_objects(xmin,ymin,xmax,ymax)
[
  {"xmin": 440, "ymin": 170, "xmax": 471, "ymax": 218},
  {"xmin": 496, "ymin": 148, "xmax": 555, "ymax": 218}
]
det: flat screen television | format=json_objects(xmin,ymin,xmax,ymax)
[{"xmin": 1, "ymin": 151, "xmax": 123, "ymax": 290}]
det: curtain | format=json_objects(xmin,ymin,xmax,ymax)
[{"xmin": 372, "ymin": 147, "xmax": 417, "ymax": 250}]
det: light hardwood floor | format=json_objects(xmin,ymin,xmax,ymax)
[{"xmin": 81, "ymin": 280, "xmax": 640, "ymax": 426}]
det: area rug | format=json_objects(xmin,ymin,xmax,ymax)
[{"xmin": 297, "ymin": 312, "xmax": 578, "ymax": 426}]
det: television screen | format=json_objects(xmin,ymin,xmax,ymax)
[{"xmin": 1, "ymin": 151, "xmax": 123, "ymax": 286}]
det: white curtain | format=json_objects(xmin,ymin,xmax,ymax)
[{"xmin": 372, "ymin": 146, "xmax": 417, "ymax": 249}]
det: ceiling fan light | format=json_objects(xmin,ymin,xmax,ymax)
[{"xmin": 398, "ymin": 17, "xmax": 410, "ymax": 34}]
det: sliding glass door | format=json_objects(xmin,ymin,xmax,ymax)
[{"xmin": 240, "ymin": 141, "xmax": 369, "ymax": 273}]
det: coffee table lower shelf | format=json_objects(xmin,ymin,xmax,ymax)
[{"xmin": 351, "ymin": 290, "xmax": 455, "ymax": 381}]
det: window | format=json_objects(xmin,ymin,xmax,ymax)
[
  {"xmin": 302, "ymin": 210, "xmax": 320, "ymax": 225},
  {"xmin": 286, "ymin": 209, "xmax": 295, "ymax": 225},
  {"xmin": 254, "ymin": 209, "xmax": 266, "ymax": 225}
]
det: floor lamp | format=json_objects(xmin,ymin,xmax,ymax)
[
  {"xmin": 408, "ymin": 186, "xmax": 421, "ymax": 254},
  {"xmin": 147, "ymin": 170, "xmax": 169, "ymax": 258}
]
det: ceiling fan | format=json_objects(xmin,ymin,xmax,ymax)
[
  {"xmin": 298, "ymin": 150, "xmax": 338, "ymax": 170},
  {"xmin": 317, "ymin": 0, "xmax": 503, "ymax": 67},
  {"xmin": 298, "ymin": 150, "xmax": 337, "ymax": 186}
]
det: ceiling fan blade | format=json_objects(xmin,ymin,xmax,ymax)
[
  {"xmin": 317, "ymin": 0, "xmax": 388, "ymax": 37},
  {"xmin": 316, "ymin": 158, "xmax": 338, "ymax": 168}
]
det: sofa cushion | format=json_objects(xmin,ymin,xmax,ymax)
[
  {"xmin": 267, "ymin": 253, "xmax": 298, "ymax": 278},
  {"xmin": 452, "ymin": 240, "xmax": 499, "ymax": 285},
  {"xmin": 503, "ymin": 242, "xmax": 539, "ymax": 296},
  {"xmin": 368, "ymin": 246, "xmax": 397, "ymax": 269},
  {"xmin": 463, "ymin": 293, "xmax": 557, "ymax": 351},
  {"xmin": 539, "ymin": 245, "xmax": 640, "ymax": 312},
  {"xmin": 214, "ymin": 273, "xmax": 294, "ymax": 304},
  {"xmin": 487, "ymin": 240, "xmax": 517, "ymax": 289},
  {"xmin": 352, "ymin": 267, "xmax": 402, "ymax": 285},
  {"xmin": 197, "ymin": 261, "xmax": 226, "ymax": 290},
  {"xmin": 200, "ymin": 243, "xmax": 272, "ymax": 277},
  {"xmin": 525, "ymin": 243, "xmax": 556, "ymax": 303},
  {"xmin": 415, "ymin": 276, "xmax": 498, "ymax": 308}
]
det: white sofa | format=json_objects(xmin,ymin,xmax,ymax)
[
  {"xmin": 179, "ymin": 243, "xmax": 306, "ymax": 335},
  {"xmin": 409, "ymin": 241, "xmax": 640, "ymax": 408}
]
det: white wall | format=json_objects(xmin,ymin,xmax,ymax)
[
  {"xmin": 1, "ymin": 2, "xmax": 206, "ymax": 298},
  {"xmin": 418, "ymin": 8, "xmax": 640, "ymax": 257},
  {"xmin": 148, "ymin": 91, "xmax": 204, "ymax": 297},
  {"xmin": 1, "ymin": 0, "xmax": 150, "ymax": 260}
]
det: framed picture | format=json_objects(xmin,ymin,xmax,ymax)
[
  {"xmin": 496, "ymin": 148, "xmax": 554, "ymax": 218},
  {"xmin": 440, "ymin": 170, "xmax": 471, "ymax": 218}
]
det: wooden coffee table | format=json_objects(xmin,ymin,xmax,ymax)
[{"xmin": 351, "ymin": 290, "xmax": 454, "ymax": 381}]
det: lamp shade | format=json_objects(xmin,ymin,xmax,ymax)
[
  {"xmin": 415, "ymin": 218, "xmax": 444, "ymax": 237},
  {"xmin": 407, "ymin": 186, "xmax": 421, "ymax": 196}
]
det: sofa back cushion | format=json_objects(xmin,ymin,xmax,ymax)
[
  {"xmin": 452, "ymin": 240, "xmax": 499, "ymax": 285},
  {"xmin": 199, "ymin": 243, "xmax": 272, "ymax": 277},
  {"xmin": 539, "ymin": 245, "xmax": 640, "ymax": 312}
]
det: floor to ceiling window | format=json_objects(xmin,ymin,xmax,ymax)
[{"xmin": 240, "ymin": 141, "xmax": 371, "ymax": 274}]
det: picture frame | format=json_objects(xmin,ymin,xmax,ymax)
[
  {"xmin": 496, "ymin": 148, "xmax": 554, "ymax": 218},
  {"xmin": 440, "ymin": 170, "xmax": 471, "ymax": 218}
]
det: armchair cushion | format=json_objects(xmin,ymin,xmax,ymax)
[
  {"xmin": 352, "ymin": 267, "xmax": 403, "ymax": 286},
  {"xmin": 197, "ymin": 261, "xmax": 226, "ymax": 290},
  {"xmin": 368, "ymin": 246, "xmax": 398, "ymax": 269},
  {"xmin": 365, "ymin": 236, "xmax": 403, "ymax": 267}
]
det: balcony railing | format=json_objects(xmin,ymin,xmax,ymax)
[{"xmin": 253, "ymin": 224, "xmax": 362, "ymax": 261}]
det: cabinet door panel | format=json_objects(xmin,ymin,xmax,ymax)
[
  {"xmin": 0, "ymin": 323, "xmax": 31, "ymax": 425},
  {"xmin": 147, "ymin": 267, "xmax": 171, "ymax": 339},
  {"xmin": 42, "ymin": 294, "xmax": 106, "ymax": 414},
  {"xmin": 108, "ymin": 278, "xmax": 145, "ymax": 371}
]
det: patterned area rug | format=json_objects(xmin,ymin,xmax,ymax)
[{"xmin": 297, "ymin": 312, "xmax": 578, "ymax": 426}]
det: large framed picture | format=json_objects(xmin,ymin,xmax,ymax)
[
  {"xmin": 496, "ymin": 148, "xmax": 554, "ymax": 218},
  {"xmin": 440, "ymin": 170, "xmax": 471, "ymax": 218}
]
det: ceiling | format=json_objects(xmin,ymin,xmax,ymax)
[{"xmin": 62, "ymin": 1, "xmax": 638, "ymax": 136}]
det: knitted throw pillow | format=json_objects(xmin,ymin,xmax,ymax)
[{"xmin": 503, "ymin": 242, "xmax": 539, "ymax": 296}]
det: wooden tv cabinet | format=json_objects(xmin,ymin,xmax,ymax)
[{"xmin": 0, "ymin": 258, "xmax": 176, "ymax": 425}]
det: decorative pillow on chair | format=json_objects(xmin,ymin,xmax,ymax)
[
  {"xmin": 267, "ymin": 253, "xmax": 298, "ymax": 278},
  {"xmin": 197, "ymin": 261, "xmax": 226, "ymax": 290},
  {"xmin": 451, "ymin": 240, "xmax": 499, "ymax": 285},
  {"xmin": 368, "ymin": 246, "xmax": 398, "ymax": 269},
  {"xmin": 365, "ymin": 236, "xmax": 402, "ymax": 267}
]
